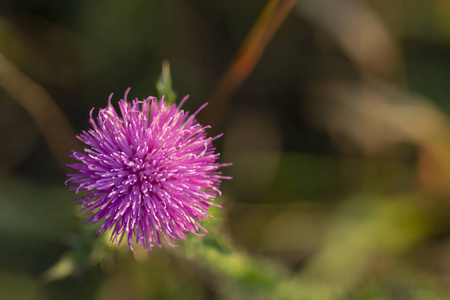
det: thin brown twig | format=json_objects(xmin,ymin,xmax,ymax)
[
  {"xmin": 201, "ymin": 0, "xmax": 298, "ymax": 131},
  {"xmin": 0, "ymin": 51, "xmax": 80, "ymax": 172}
]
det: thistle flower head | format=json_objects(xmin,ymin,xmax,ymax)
[{"xmin": 67, "ymin": 88, "xmax": 230, "ymax": 251}]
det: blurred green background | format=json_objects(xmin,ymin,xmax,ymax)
[{"xmin": 2, "ymin": 0, "xmax": 450, "ymax": 299}]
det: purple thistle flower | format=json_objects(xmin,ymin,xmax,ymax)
[{"xmin": 66, "ymin": 88, "xmax": 231, "ymax": 251}]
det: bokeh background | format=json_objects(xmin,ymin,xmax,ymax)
[{"xmin": 2, "ymin": 0, "xmax": 450, "ymax": 299}]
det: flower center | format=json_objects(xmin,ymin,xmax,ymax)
[{"xmin": 123, "ymin": 156, "xmax": 157, "ymax": 196}]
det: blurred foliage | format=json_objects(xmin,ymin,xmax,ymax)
[
  {"xmin": 2, "ymin": 0, "xmax": 450, "ymax": 299},
  {"xmin": 156, "ymin": 61, "xmax": 177, "ymax": 105}
]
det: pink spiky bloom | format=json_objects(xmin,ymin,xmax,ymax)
[{"xmin": 66, "ymin": 88, "xmax": 231, "ymax": 251}]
